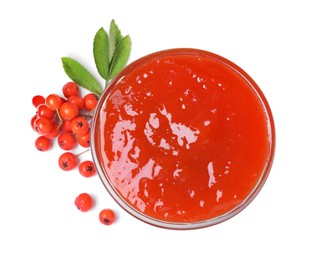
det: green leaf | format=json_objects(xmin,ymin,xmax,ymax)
[
  {"xmin": 108, "ymin": 35, "xmax": 131, "ymax": 80},
  {"xmin": 109, "ymin": 19, "xmax": 122, "ymax": 62},
  {"xmin": 62, "ymin": 57, "xmax": 102, "ymax": 96},
  {"xmin": 93, "ymin": 27, "xmax": 109, "ymax": 80}
]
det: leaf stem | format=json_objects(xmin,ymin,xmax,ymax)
[{"xmin": 105, "ymin": 80, "xmax": 109, "ymax": 89}]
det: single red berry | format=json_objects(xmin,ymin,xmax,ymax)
[
  {"xmin": 74, "ymin": 193, "xmax": 93, "ymax": 212},
  {"xmin": 45, "ymin": 94, "xmax": 63, "ymax": 111},
  {"xmin": 62, "ymin": 82, "xmax": 79, "ymax": 98},
  {"xmin": 58, "ymin": 132, "xmax": 77, "ymax": 150},
  {"xmin": 34, "ymin": 117, "xmax": 54, "ymax": 135},
  {"xmin": 99, "ymin": 209, "xmax": 116, "ymax": 225},
  {"xmin": 77, "ymin": 129, "xmax": 91, "ymax": 148},
  {"xmin": 32, "ymin": 95, "xmax": 45, "ymax": 107},
  {"xmin": 71, "ymin": 116, "xmax": 89, "ymax": 136},
  {"xmin": 35, "ymin": 136, "xmax": 51, "ymax": 151},
  {"xmin": 59, "ymin": 102, "xmax": 79, "ymax": 121},
  {"xmin": 79, "ymin": 160, "xmax": 96, "ymax": 177},
  {"xmin": 84, "ymin": 93, "xmax": 98, "ymax": 111},
  {"xmin": 37, "ymin": 104, "xmax": 55, "ymax": 119},
  {"xmin": 58, "ymin": 152, "xmax": 78, "ymax": 171},
  {"xmin": 67, "ymin": 95, "xmax": 84, "ymax": 110}
]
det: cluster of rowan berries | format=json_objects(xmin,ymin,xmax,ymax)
[{"xmin": 31, "ymin": 81, "xmax": 115, "ymax": 225}]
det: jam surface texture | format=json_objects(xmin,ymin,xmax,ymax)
[{"xmin": 93, "ymin": 49, "xmax": 272, "ymax": 224}]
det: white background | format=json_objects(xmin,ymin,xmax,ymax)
[{"xmin": 1, "ymin": 0, "xmax": 311, "ymax": 259}]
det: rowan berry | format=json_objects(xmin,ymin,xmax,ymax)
[
  {"xmin": 62, "ymin": 82, "xmax": 79, "ymax": 98},
  {"xmin": 74, "ymin": 193, "xmax": 93, "ymax": 212},
  {"xmin": 45, "ymin": 94, "xmax": 63, "ymax": 111},
  {"xmin": 77, "ymin": 129, "xmax": 91, "ymax": 147},
  {"xmin": 99, "ymin": 209, "xmax": 116, "ymax": 225},
  {"xmin": 37, "ymin": 104, "xmax": 55, "ymax": 119},
  {"xmin": 59, "ymin": 102, "xmax": 79, "ymax": 121},
  {"xmin": 84, "ymin": 93, "xmax": 98, "ymax": 111},
  {"xmin": 71, "ymin": 116, "xmax": 89, "ymax": 136},
  {"xmin": 58, "ymin": 132, "xmax": 77, "ymax": 150},
  {"xmin": 58, "ymin": 152, "xmax": 78, "ymax": 171},
  {"xmin": 79, "ymin": 160, "xmax": 96, "ymax": 177},
  {"xmin": 32, "ymin": 95, "xmax": 45, "ymax": 107},
  {"xmin": 35, "ymin": 136, "xmax": 51, "ymax": 151},
  {"xmin": 35, "ymin": 117, "xmax": 54, "ymax": 135}
]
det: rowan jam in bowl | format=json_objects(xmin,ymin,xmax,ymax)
[{"xmin": 91, "ymin": 48, "xmax": 275, "ymax": 229}]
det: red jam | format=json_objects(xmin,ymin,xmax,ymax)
[{"xmin": 92, "ymin": 49, "xmax": 275, "ymax": 228}]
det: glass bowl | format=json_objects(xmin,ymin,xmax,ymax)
[{"xmin": 90, "ymin": 48, "xmax": 275, "ymax": 230}]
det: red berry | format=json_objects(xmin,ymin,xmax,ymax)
[
  {"xmin": 84, "ymin": 93, "xmax": 98, "ymax": 111},
  {"xmin": 77, "ymin": 129, "xmax": 91, "ymax": 148},
  {"xmin": 45, "ymin": 94, "xmax": 63, "ymax": 111},
  {"xmin": 32, "ymin": 95, "xmax": 45, "ymax": 107},
  {"xmin": 99, "ymin": 209, "xmax": 116, "ymax": 225},
  {"xmin": 58, "ymin": 132, "xmax": 77, "ymax": 150},
  {"xmin": 79, "ymin": 160, "xmax": 96, "ymax": 177},
  {"xmin": 37, "ymin": 104, "xmax": 55, "ymax": 119},
  {"xmin": 62, "ymin": 82, "xmax": 79, "ymax": 98},
  {"xmin": 71, "ymin": 116, "xmax": 89, "ymax": 136},
  {"xmin": 67, "ymin": 95, "xmax": 84, "ymax": 110},
  {"xmin": 34, "ymin": 117, "xmax": 54, "ymax": 135},
  {"xmin": 59, "ymin": 102, "xmax": 79, "ymax": 121},
  {"xmin": 74, "ymin": 193, "xmax": 93, "ymax": 212},
  {"xmin": 58, "ymin": 152, "xmax": 78, "ymax": 171},
  {"xmin": 35, "ymin": 136, "xmax": 51, "ymax": 151}
]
